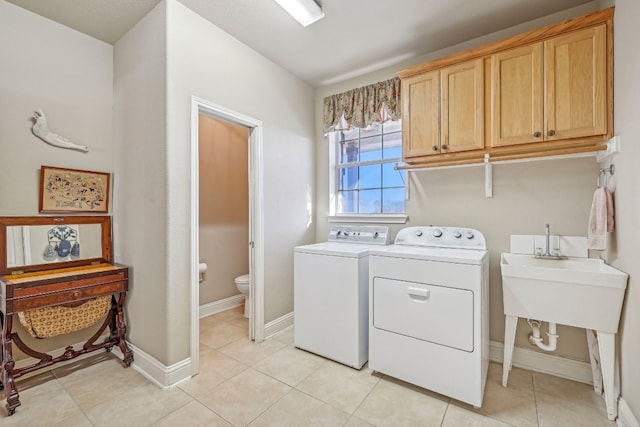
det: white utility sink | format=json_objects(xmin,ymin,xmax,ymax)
[
  {"xmin": 500, "ymin": 252, "xmax": 628, "ymax": 421},
  {"xmin": 501, "ymin": 253, "xmax": 627, "ymax": 333}
]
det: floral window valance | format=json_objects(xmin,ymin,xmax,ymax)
[{"xmin": 322, "ymin": 77, "xmax": 401, "ymax": 133}]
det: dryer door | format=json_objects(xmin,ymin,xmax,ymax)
[{"xmin": 372, "ymin": 277, "xmax": 474, "ymax": 352}]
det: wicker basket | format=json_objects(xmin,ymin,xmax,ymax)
[{"xmin": 18, "ymin": 296, "xmax": 112, "ymax": 339}]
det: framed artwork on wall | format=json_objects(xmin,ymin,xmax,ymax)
[{"xmin": 39, "ymin": 166, "xmax": 110, "ymax": 213}]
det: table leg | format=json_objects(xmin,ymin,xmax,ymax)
[
  {"xmin": 1, "ymin": 315, "xmax": 21, "ymax": 415},
  {"xmin": 597, "ymin": 331, "xmax": 617, "ymax": 421},
  {"xmin": 112, "ymin": 293, "xmax": 133, "ymax": 366},
  {"xmin": 0, "ymin": 312, "xmax": 3, "ymax": 391},
  {"xmin": 502, "ymin": 315, "xmax": 518, "ymax": 387}
]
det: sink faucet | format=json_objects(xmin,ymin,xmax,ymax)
[
  {"xmin": 535, "ymin": 223, "xmax": 564, "ymax": 259},
  {"xmin": 545, "ymin": 223, "xmax": 551, "ymax": 256}
]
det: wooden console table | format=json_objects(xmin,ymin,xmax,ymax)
[{"xmin": 0, "ymin": 263, "xmax": 133, "ymax": 415}]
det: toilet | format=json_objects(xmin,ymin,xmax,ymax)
[{"xmin": 235, "ymin": 274, "xmax": 251, "ymax": 318}]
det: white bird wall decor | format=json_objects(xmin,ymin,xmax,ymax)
[{"xmin": 31, "ymin": 109, "xmax": 89, "ymax": 153}]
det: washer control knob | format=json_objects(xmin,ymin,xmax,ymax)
[
  {"xmin": 416, "ymin": 230, "xmax": 423, "ymax": 237},
  {"xmin": 454, "ymin": 231, "xmax": 462, "ymax": 238},
  {"xmin": 343, "ymin": 231, "xmax": 349, "ymax": 237},
  {"xmin": 465, "ymin": 231, "xmax": 474, "ymax": 239},
  {"xmin": 433, "ymin": 229, "xmax": 443, "ymax": 238}
]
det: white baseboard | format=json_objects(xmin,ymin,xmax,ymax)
[
  {"xmin": 489, "ymin": 340, "xmax": 593, "ymax": 384},
  {"xmin": 111, "ymin": 342, "xmax": 191, "ymax": 389},
  {"xmin": 13, "ymin": 336, "xmax": 190, "ymax": 388},
  {"xmin": 264, "ymin": 311, "xmax": 294, "ymax": 339},
  {"xmin": 617, "ymin": 398, "xmax": 640, "ymax": 427},
  {"xmin": 199, "ymin": 293, "xmax": 245, "ymax": 318}
]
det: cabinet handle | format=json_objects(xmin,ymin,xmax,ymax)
[
  {"xmin": 533, "ymin": 131, "xmax": 541, "ymax": 138},
  {"xmin": 71, "ymin": 291, "xmax": 80, "ymax": 299},
  {"xmin": 432, "ymin": 145, "xmax": 438, "ymax": 151},
  {"xmin": 441, "ymin": 144, "xmax": 448, "ymax": 150},
  {"xmin": 548, "ymin": 129, "xmax": 556, "ymax": 136}
]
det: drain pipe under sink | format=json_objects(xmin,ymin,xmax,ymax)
[{"xmin": 527, "ymin": 319, "xmax": 559, "ymax": 351}]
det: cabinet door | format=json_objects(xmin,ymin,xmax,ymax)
[
  {"xmin": 544, "ymin": 24, "xmax": 607, "ymax": 140},
  {"xmin": 491, "ymin": 43, "xmax": 543, "ymax": 147},
  {"xmin": 441, "ymin": 59, "xmax": 484, "ymax": 153},
  {"xmin": 402, "ymin": 70, "xmax": 440, "ymax": 158}
]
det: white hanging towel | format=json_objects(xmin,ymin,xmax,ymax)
[{"xmin": 587, "ymin": 187, "xmax": 615, "ymax": 250}]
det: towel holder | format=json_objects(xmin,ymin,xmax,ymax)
[{"xmin": 597, "ymin": 164, "xmax": 615, "ymax": 188}]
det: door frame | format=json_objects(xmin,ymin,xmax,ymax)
[{"xmin": 190, "ymin": 96, "xmax": 265, "ymax": 376}]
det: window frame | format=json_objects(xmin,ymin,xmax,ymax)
[{"xmin": 327, "ymin": 120, "xmax": 408, "ymax": 224}]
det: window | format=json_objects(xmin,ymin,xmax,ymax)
[{"xmin": 330, "ymin": 120, "xmax": 405, "ymax": 216}]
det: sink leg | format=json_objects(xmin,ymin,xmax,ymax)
[
  {"xmin": 586, "ymin": 329, "xmax": 603, "ymax": 395},
  {"xmin": 502, "ymin": 315, "xmax": 518, "ymax": 387},
  {"xmin": 597, "ymin": 331, "xmax": 617, "ymax": 421}
]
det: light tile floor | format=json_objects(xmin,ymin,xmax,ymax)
[{"xmin": 1, "ymin": 305, "xmax": 616, "ymax": 426}]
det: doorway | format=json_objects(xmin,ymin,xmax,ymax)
[
  {"xmin": 190, "ymin": 96, "xmax": 265, "ymax": 377},
  {"xmin": 198, "ymin": 113, "xmax": 249, "ymax": 312}
]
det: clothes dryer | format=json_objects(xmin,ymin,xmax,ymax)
[{"xmin": 368, "ymin": 226, "xmax": 489, "ymax": 407}]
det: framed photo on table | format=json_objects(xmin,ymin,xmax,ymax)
[{"xmin": 39, "ymin": 166, "xmax": 110, "ymax": 213}]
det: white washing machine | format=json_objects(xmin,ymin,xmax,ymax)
[
  {"xmin": 294, "ymin": 225, "xmax": 390, "ymax": 369},
  {"xmin": 368, "ymin": 226, "xmax": 489, "ymax": 407}
]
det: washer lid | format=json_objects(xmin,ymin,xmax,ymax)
[
  {"xmin": 369, "ymin": 244, "xmax": 488, "ymax": 265},
  {"xmin": 294, "ymin": 241, "xmax": 378, "ymax": 258}
]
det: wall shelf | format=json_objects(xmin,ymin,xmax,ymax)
[{"xmin": 397, "ymin": 149, "xmax": 604, "ymax": 199}]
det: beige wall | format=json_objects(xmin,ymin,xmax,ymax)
[
  {"xmin": 315, "ymin": 1, "xmax": 603, "ymax": 364},
  {"xmin": 0, "ymin": 0, "xmax": 114, "ymax": 214},
  {"xmin": 113, "ymin": 2, "xmax": 169, "ymax": 362},
  {"xmin": 0, "ymin": 0, "xmax": 114, "ymax": 358},
  {"xmin": 114, "ymin": 0, "xmax": 315, "ymax": 367},
  {"xmin": 166, "ymin": 0, "xmax": 316, "ymax": 333},
  {"xmin": 609, "ymin": 0, "xmax": 640, "ymax": 418},
  {"xmin": 198, "ymin": 114, "xmax": 249, "ymax": 304}
]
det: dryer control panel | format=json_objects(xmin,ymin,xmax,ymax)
[
  {"xmin": 328, "ymin": 225, "xmax": 390, "ymax": 245},
  {"xmin": 394, "ymin": 226, "xmax": 486, "ymax": 250}
]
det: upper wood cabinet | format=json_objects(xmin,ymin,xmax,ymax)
[
  {"xmin": 491, "ymin": 44, "xmax": 543, "ymax": 147},
  {"xmin": 491, "ymin": 25, "xmax": 607, "ymax": 147},
  {"xmin": 397, "ymin": 8, "xmax": 613, "ymax": 167},
  {"xmin": 402, "ymin": 70, "xmax": 440, "ymax": 158},
  {"xmin": 441, "ymin": 59, "xmax": 484, "ymax": 153},
  {"xmin": 402, "ymin": 59, "xmax": 484, "ymax": 159},
  {"xmin": 544, "ymin": 24, "xmax": 607, "ymax": 141}
]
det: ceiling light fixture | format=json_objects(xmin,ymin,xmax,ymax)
[{"xmin": 273, "ymin": 0, "xmax": 325, "ymax": 27}]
